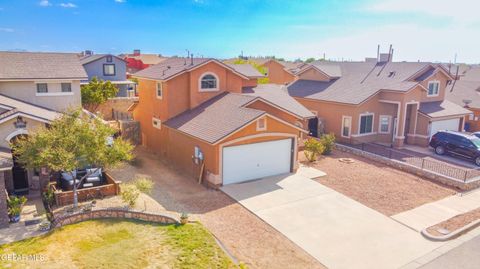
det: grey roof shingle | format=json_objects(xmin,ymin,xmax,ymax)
[
  {"xmin": 445, "ymin": 80, "xmax": 480, "ymax": 108},
  {"xmin": 419, "ymin": 100, "xmax": 472, "ymax": 118},
  {"xmin": 243, "ymin": 84, "xmax": 315, "ymax": 119},
  {"xmin": 225, "ymin": 64, "xmax": 265, "ymax": 78},
  {"xmin": 164, "ymin": 93, "xmax": 265, "ymax": 144},
  {"xmin": 0, "ymin": 51, "xmax": 88, "ymax": 80},
  {"xmin": 287, "ymin": 61, "xmax": 436, "ymax": 104}
]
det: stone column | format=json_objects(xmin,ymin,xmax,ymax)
[{"xmin": 0, "ymin": 171, "xmax": 10, "ymax": 228}]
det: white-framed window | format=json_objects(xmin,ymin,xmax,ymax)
[
  {"xmin": 156, "ymin": 82, "xmax": 163, "ymax": 99},
  {"xmin": 427, "ymin": 81, "xmax": 440, "ymax": 96},
  {"xmin": 103, "ymin": 64, "xmax": 115, "ymax": 76},
  {"xmin": 199, "ymin": 72, "xmax": 219, "ymax": 92},
  {"xmin": 61, "ymin": 83, "xmax": 72, "ymax": 92},
  {"xmin": 256, "ymin": 117, "xmax": 267, "ymax": 131},
  {"xmin": 469, "ymin": 114, "xmax": 474, "ymax": 120},
  {"xmin": 359, "ymin": 113, "xmax": 374, "ymax": 134},
  {"xmin": 36, "ymin": 83, "xmax": 48, "ymax": 93},
  {"xmin": 378, "ymin": 115, "xmax": 391, "ymax": 133},
  {"xmin": 341, "ymin": 116, "xmax": 352, "ymax": 138},
  {"xmin": 152, "ymin": 117, "xmax": 161, "ymax": 129}
]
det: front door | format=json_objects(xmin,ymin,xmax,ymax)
[{"xmin": 308, "ymin": 117, "xmax": 319, "ymax": 137}]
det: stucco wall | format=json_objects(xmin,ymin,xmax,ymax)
[
  {"xmin": 0, "ymin": 117, "xmax": 45, "ymax": 148},
  {"xmin": 418, "ymin": 71, "xmax": 450, "ymax": 102},
  {"xmin": 264, "ymin": 61, "xmax": 295, "ymax": 85},
  {"xmin": 0, "ymin": 81, "xmax": 82, "ymax": 111}
]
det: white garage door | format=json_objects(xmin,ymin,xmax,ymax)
[
  {"xmin": 222, "ymin": 139, "xmax": 293, "ymax": 185},
  {"xmin": 429, "ymin": 118, "xmax": 460, "ymax": 137}
]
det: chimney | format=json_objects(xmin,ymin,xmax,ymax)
[
  {"xmin": 190, "ymin": 54, "xmax": 193, "ymax": 66},
  {"xmin": 377, "ymin": 44, "xmax": 380, "ymax": 62},
  {"xmin": 133, "ymin": 49, "xmax": 141, "ymax": 56}
]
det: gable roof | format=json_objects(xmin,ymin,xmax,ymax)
[
  {"xmin": 164, "ymin": 93, "xmax": 264, "ymax": 144},
  {"xmin": 242, "ymin": 84, "xmax": 315, "ymax": 119},
  {"xmin": 79, "ymin": 54, "xmax": 125, "ymax": 65},
  {"xmin": 0, "ymin": 51, "xmax": 88, "ymax": 80},
  {"xmin": 0, "ymin": 94, "xmax": 61, "ymax": 123},
  {"xmin": 133, "ymin": 57, "xmax": 250, "ymax": 81},
  {"xmin": 287, "ymin": 61, "xmax": 446, "ymax": 105},
  {"xmin": 445, "ymin": 80, "xmax": 480, "ymax": 108},
  {"xmin": 225, "ymin": 64, "xmax": 265, "ymax": 78},
  {"xmin": 418, "ymin": 100, "xmax": 471, "ymax": 118}
]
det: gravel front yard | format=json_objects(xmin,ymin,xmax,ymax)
[
  {"xmin": 108, "ymin": 147, "xmax": 325, "ymax": 269},
  {"xmin": 305, "ymin": 149, "xmax": 456, "ymax": 216},
  {"xmin": 427, "ymin": 207, "xmax": 480, "ymax": 236}
]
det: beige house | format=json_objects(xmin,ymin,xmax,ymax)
[
  {"xmin": 0, "ymin": 51, "xmax": 87, "ymax": 227},
  {"xmin": 287, "ymin": 53, "xmax": 472, "ymax": 148}
]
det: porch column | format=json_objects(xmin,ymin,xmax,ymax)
[
  {"xmin": 0, "ymin": 171, "xmax": 9, "ymax": 228},
  {"xmin": 393, "ymin": 102, "xmax": 405, "ymax": 148}
]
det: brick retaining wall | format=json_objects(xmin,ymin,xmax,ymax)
[
  {"xmin": 335, "ymin": 143, "xmax": 480, "ymax": 191},
  {"xmin": 51, "ymin": 208, "xmax": 178, "ymax": 228},
  {"xmin": 54, "ymin": 173, "xmax": 121, "ymax": 206}
]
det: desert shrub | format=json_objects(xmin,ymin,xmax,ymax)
[
  {"xmin": 320, "ymin": 133, "xmax": 336, "ymax": 155},
  {"xmin": 134, "ymin": 177, "xmax": 154, "ymax": 195},
  {"xmin": 120, "ymin": 183, "xmax": 140, "ymax": 207},
  {"xmin": 304, "ymin": 138, "xmax": 325, "ymax": 162}
]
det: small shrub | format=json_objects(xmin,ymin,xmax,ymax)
[
  {"xmin": 120, "ymin": 184, "xmax": 140, "ymax": 207},
  {"xmin": 7, "ymin": 196, "xmax": 27, "ymax": 217},
  {"xmin": 320, "ymin": 133, "xmax": 336, "ymax": 155},
  {"xmin": 134, "ymin": 177, "xmax": 154, "ymax": 195},
  {"xmin": 304, "ymin": 138, "xmax": 325, "ymax": 162}
]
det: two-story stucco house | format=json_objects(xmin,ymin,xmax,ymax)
[
  {"xmin": 0, "ymin": 51, "xmax": 87, "ymax": 227},
  {"xmin": 80, "ymin": 53, "xmax": 135, "ymax": 97},
  {"xmin": 131, "ymin": 57, "xmax": 313, "ymax": 187},
  {"xmin": 287, "ymin": 52, "xmax": 472, "ymax": 148}
]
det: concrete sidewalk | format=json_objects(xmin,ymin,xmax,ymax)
[
  {"xmin": 392, "ymin": 189, "xmax": 480, "ymax": 232},
  {"xmin": 222, "ymin": 173, "xmax": 444, "ymax": 269}
]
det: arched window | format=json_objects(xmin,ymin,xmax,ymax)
[{"xmin": 199, "ymin": 73, "xmax": 218, "ymax": 91}]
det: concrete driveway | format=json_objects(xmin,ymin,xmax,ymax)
[{"xmin": 222, "ymin": 173, "xmax": 444, "ymax": 269}]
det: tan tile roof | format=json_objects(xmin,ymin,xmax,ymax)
[
  {"xmin": 0, "ymin": 51, "xmax": 87, "ymax": 80},
  {"xmin": 225, "ymin": 64, "xmax": 265, "ymax": 78},
  {"xmin": 446, "ymin": 80, "xmax": 480, "ymax": 108},
  {"xmin": 133, "ymin": 57, "xmax": 211, "ymax": 80},
  {"xmin": 243, "ymin": 84, "xmax": 315, "ymax": 119},
  {"xmin": 419, "ymin": 100, "xmax": 472, "ymax": 118},
  {"xmin": 164, "ymin": 93, "xmax": 264, "ymax": 144},
  {"xmin": 287, "ymin": 61, "xmax": 439, "ymax": 104}
]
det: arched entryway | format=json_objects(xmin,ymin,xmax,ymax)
[{"xmin": 9, "ymin": 133, "xmax": 29, "ymax": 195}]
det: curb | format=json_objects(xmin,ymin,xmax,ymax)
[{"xmin": 421, "ymin": 219, "xmax": 480, "ymax": 241}]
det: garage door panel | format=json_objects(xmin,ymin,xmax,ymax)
[
  {"xmin": 430, "ymin": 118, "xmax": 460, "ymax": 137},
  {"xmin": 222, "ymin": 139, "xmax": 292, "ymax": 185}
]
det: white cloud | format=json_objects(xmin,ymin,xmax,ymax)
[
  {"xmin": 39, "ymin": 0, "xmax": 51, "ymax": 7},
  {"xmin": 59, "ymin": 3, "xmax": 77, "ymax": 8},
  {"xmin": 114, "ymin": 0, "xmax": 126, "ymax": 3},
  {"xmin": 367, "ymin": 0, "xmax": 480, "ymax": 24},
  {"xmin": 0, "ymin": 28, "xmax": 14, "ymax": 32},
  {"xmin": 261, "ymin": 23, "xmax": 479, "ymax": 63}
]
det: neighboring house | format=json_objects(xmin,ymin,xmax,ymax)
[
  {"xmin": 227, "ymin": 58, "xmax": 297, "ymax": 85},
  {"xmin": 120, "ymin": 49, "xmax": 167, "ymax": 74},
  {"xmin": 80, "ymin": 53, "xmax": 135, "ymax": 97},
  {"xmin": 445, "ymin": 66, "xmax": 480, "ymax": 131},
  {"xmin": 0, "ymin": 51, "xmax": 87, "ymax": 227},
  {"xmin": 287, "ymin": 52, "xmax": 471, "ymax": 148},
  {"xmin": 131, "ymin": 57, "xmax": 312, "ymax": 187}
]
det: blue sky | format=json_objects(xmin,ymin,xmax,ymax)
[{"xmin": 0, "ymin": 0, "xmax": 479, "ymax": 63}]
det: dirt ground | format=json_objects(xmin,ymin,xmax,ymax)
[
  {"xmin": 305, "ymin": 149, "xmax": 456, "ymax": 216},
  {"xmin": 427, "ymin": 207, "xmax": 480, "ymax": 236},
  {"xmin": 108, "ymin": 146, "xmax": 325, "ymax": 269}
]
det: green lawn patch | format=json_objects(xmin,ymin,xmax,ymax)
[{"xmin": 0, "ymin": 219, "xmax": 238, "ymax": 269}]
